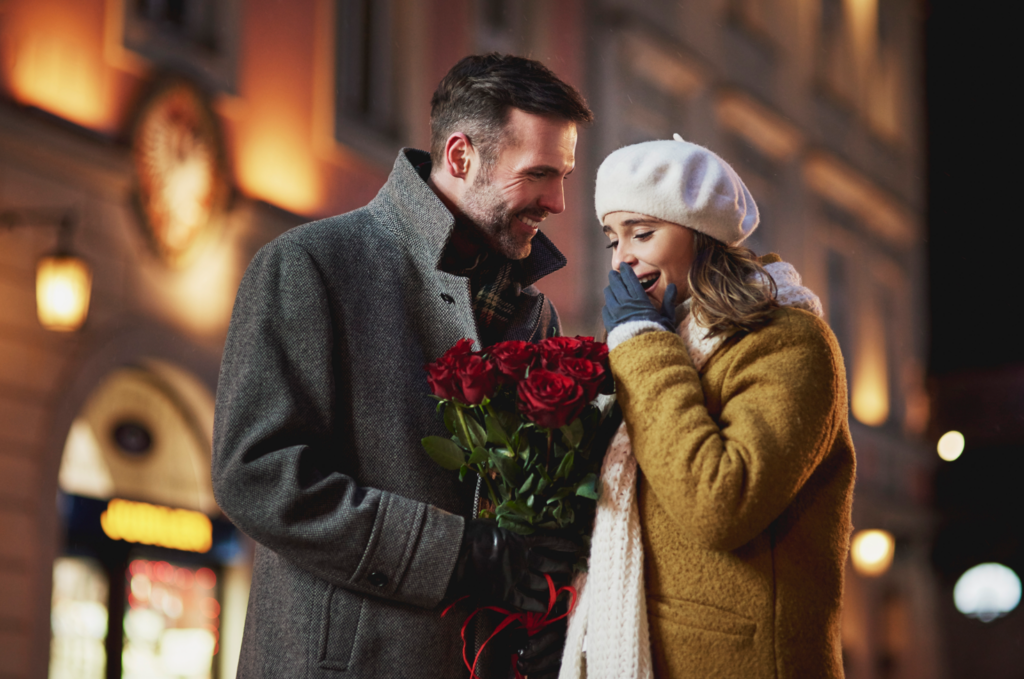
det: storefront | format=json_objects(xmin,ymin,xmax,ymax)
[{"xmin": 47, "ymin": 361, "xmax": 250, "ymax": 679}]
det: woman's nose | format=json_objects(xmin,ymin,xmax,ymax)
[{"xmin": 611, "ymin": 244, "xmax": 637, "ymax": 271}]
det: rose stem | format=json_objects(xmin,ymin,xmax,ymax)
[
  {"xmin": 547, "ymin": 430, "xmax": 553, "ymax": 470},
  {"xmin": 456, "ymin": 403, "xmax": 501, "ymax": 511}
]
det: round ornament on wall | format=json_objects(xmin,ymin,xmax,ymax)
[{"xmin": 131, "ymin": 77, "xmax": 229, "ymax": 267}]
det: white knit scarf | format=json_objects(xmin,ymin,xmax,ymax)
[{"xmin": 558, "ymin": 261, "xmax": 821, "ymax": 679}]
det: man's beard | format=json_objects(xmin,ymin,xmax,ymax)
[{"xmin": 461, "ymin": 172, "xmax": 533, "ymax": 260}]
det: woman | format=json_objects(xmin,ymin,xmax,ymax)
[{"xmin": 562, "ymin": 136, "xmax": 855, "ymax": 679}]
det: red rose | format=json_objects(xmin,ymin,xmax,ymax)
[
  {"xmin": 426, "ymin": 357, "xmax": 459, "ymax": 399},
  {"xmin": 538, "ymin": 336, "xmax": 585, "ymax": 370},
  {"xmin": 446, "ymin": 338, "xmax": 476, "ymax": 358},
  {"xmin": 425, "ymin": 339, "xmax": 478, "ymax": 400},
  {"xmin": 456, "ymin": 354, "xmax": 499, "ymax": 405},
  {"xmin": 488, "ymin": 340, "xmax": 539, "ymax": 383},
  {"xmin": 576, "ymin": 337, "xmax": 610, "ymax": 365},
  {"xmin": 558, "ymin": 357, "xmax": 606, "ymax": 402},
  {"xmin": 517, "ymin": 369, "xmax": 588, "ymax": 430}
]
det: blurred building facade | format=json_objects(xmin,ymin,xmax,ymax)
[{"xmin": 0, "ymin": 0, "xmax": 936, "ymax": 677}]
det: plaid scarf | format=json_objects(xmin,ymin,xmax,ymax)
[{"xmin": 454, "ymin": 252, "xmax": 520, "ymax": 347}]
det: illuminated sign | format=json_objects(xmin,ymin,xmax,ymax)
[{"xmin": 100, "ymin": 498, "xmax": 212, "ymax": 553}]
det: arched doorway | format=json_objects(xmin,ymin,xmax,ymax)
[{"xmin": 48, "ymin": 359, "xmax": 249, "ymax": 679}]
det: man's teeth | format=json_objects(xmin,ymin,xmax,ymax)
[{"xmin": 519, "ymin": 214, "xmax": 542, "ymax": 228}]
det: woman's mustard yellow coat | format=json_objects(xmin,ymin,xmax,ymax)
[{"xmin": 610, "ymin": 306, "xmax": 855, "ymax": 678}]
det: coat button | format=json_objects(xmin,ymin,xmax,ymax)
[
  {"xmin": 440, "ymin": 293, "xmax": 455, "ymax": 305},
  {"xmin": 368, "ymin": 571, "xmax": 388, "ymax": 588}
]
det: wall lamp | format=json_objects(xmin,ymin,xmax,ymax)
[{"xmin": 1, "ymin": 209, "xmax": 93, "ymax": 332}]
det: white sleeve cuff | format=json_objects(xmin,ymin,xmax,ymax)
[{"xmin": 607, "ymin": 320, "xmax": 670, "ymax": 351}]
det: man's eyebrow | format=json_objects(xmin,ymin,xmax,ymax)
[{"xmin": 524, "ymin": 165, "xmax": 574, "ymax": 176}]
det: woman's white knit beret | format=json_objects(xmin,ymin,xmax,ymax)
[{"xmin": 594, "ymin": 135, "xmax": 759, "ymax": 246}]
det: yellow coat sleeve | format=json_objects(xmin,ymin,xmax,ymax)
[{"xmin": 609, "ymin": 309, "xmax": 846, "ymax": 551}]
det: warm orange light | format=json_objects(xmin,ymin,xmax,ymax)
[
  {"xmin": 6, "ymin": 4, "xmax": 114, "ymax": 130},
  {"xmin": 851, "ymin": 303, "xmax": 889, "ymax": 426},
  {"xmin": 100, "ymin": 498, "xmax": 212, "ymax": 553},
  {"xmin": 36, "ymin": 255, "xmax": 92, "ymax": 331},
  {"xmin": 237, "ymin": 134, "xmax": 322, "ymax": 215},
  {"xmin": 851, "ymin": 529, "xmax": 895, "ymax": 577}
]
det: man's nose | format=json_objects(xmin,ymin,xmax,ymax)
[{"xmin": 538, "ymin": 181, "xmax": 566, "ymax": 215}]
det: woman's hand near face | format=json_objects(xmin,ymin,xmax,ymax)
[{"xmin": 602, "ymin": 263, "xmax": 678, "ymax": 333}]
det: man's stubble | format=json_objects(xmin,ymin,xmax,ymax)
[{"xmin": 461, "ymin": 170, "xmax": 532, "ymax": 261}]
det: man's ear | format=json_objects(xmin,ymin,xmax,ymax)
[{"xmin": 444, "ymin": 132, "xmax": 474, "ymax": 180}]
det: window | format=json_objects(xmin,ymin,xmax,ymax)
[
  {"xmin": 334, "ymin": 0, "xmax": 402, "ymax": 159},
  {"xmin": 817, "ymin": 0, "xmax": 856, "ymax": 105},
  {"xmin": 118, "ymin": 0, "xmax": 241, "ymax": 93}
]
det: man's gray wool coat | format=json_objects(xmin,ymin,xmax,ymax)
[{"xmin": 212, "ymin": 149, "xmax": 566, "ymax": 679}]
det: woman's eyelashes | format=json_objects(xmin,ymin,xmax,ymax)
[{"xmin": 605, "ymin": 231, "xmax": 655, "ymax": 250}]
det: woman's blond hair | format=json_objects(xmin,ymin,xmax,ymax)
[{"xmin": 688, "ymin": 231, "xmax": 779, "ymax": 338}]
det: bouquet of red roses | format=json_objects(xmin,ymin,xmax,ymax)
[{"xmin": 421, "ymin": 336, "xmax": 613, "ymax": 538}]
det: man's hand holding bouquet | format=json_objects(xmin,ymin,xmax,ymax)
[{"xmin": 421, "ymin": 336, "xmax": 614, "ymax": 679}]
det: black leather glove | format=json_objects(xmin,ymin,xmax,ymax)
[
  {"xmin": 447, "ymin": 519, "xmax": 578, "ymax": 613},
  {"xmin": 515, "ymin": 617, "xmax": 567, "ymax": 679},
  {"xmin": 602, "ymin": 263, "xmax": 678, "ymax": 333}
]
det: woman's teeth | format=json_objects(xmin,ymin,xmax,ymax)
[{"xmin": 639, "ymin": 273, "xmax": 660, "ymax": 291}]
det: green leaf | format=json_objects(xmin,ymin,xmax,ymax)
[
  {"xmin": 555, "ymin": 450, "xmax": 575, "ymax": 480},
  {"xmin": 519, "ymin": 473, "xmax": 535, "ymax": 495},
  {"xmin": 497, "ymin": 513, "xmax": 533, "ymax": 534},
  {"xmin": 535, "ymin": 475, "xmax": 550, "ymax": 494},
  {"xmin": 575, "ymin": 473, "xmax": 599, "ymax": 500},
  {"xmin": 560, "ymin": 419, "xmax": 584, "ymax": 449},
  {"xmin": 517, "ymin": 442, "xmax": 532, "ymax": 464},
  {"xmin": 468, "ymin": 447, "xmax": 489, "ymax": 465},
  {"xmin": 488, "ymin": 448, "xmax": 521, "ymax": 486},
  {"xmin": 546, "ymin": 487, "xmax": 574, "ymax": 504},
  {"xmin": 463, "ymin": 413, "xmax": 487, "ymax": 449},
  {"xmin": 494, "ymin": 409, "xmax": 519, "ymax": 433},
  {"xmin": 443, "ymin": 404, "xmax": 460, "ymax": 436},
  {"xmin": 485, "ymin": 415, "xmax": 509, "ymax": 446},
  {"xmin": 503, "ymin": 498, "xmax": 536, "ymax": 519},
  {"xmin": 421, "ymin": 436, "xmax": 466, "ymax": 470},
  {"xmin": 458, "ymin": 464, "xmax": 470, "ymax": 482}
]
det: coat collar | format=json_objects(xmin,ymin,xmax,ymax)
[{"xmin": 374, "ymin": 149, "xmax": 566, "ymax": 286}]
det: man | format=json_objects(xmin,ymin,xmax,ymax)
[{"xmin": 212, "ymin": 54, "xmax": 593, "ymax": 679}]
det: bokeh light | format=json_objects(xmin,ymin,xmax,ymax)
[
  {"xmin": 937, "ymin": 430, "xmax": 965, "ymax": 461},
  {"xmin": 954, "ymin": 563, "xmax": 1022, "ymax": 622},
  {"xmin": 851, "ymin": 529, "xmax": 895, "ymax": 577}
]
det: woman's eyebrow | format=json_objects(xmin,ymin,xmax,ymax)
[{"xmin": 620, "ymin": 218, "xmax": 660, "ymax": 227}]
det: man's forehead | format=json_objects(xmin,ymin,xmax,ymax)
[{"xmin": 501, "ymin": 114, "xmax": 577, "ymax": 167}]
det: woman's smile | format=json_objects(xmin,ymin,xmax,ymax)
[{"xmin": 602, "ymin": 211, "xmax": 696, "ymax": 308}]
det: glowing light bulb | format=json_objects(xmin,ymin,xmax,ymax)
[
  {"xmin": 937, "ymin": 431, "xmax": 965, "ymax": 461},
  {"xmin": 36, "ymin": 255, "xmax": 92, "ymax": 331},
  {"xmin": 851, "ymin": 529, "xmax": 895, "ymax": 577},
  {"xmin": 954, "ymin": 563, "xmax": 1022, "ymax": 622}
]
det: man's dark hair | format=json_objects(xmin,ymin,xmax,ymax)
[{"xmin": 429, "ymin": 53, "xmax": 593, "ymax": 174}]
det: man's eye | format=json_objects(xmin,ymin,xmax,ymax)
[{"xmin": 605, "ymin": 241, "xmax": 618, "ymax": 250}]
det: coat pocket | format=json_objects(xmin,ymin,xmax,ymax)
[
  {"xmin": 318, "ymin": 585, "xmax": 366, "ymax": 671},
  {"xmin": 647, "ymin": 595, "xmax": 756, "ymax": 638}
]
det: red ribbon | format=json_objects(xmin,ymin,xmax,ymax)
[{"xmin": 442, "ymin": 574, "xmax": 577, "ymax": 679}]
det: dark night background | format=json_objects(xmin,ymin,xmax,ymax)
[
  {"xmin": 925, "ymin": 1, "xmax": 1024, "ymax": 663},
  {"xmin": 926, "ymin": 3, "xmax": 1020, "ymax": 376}
]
